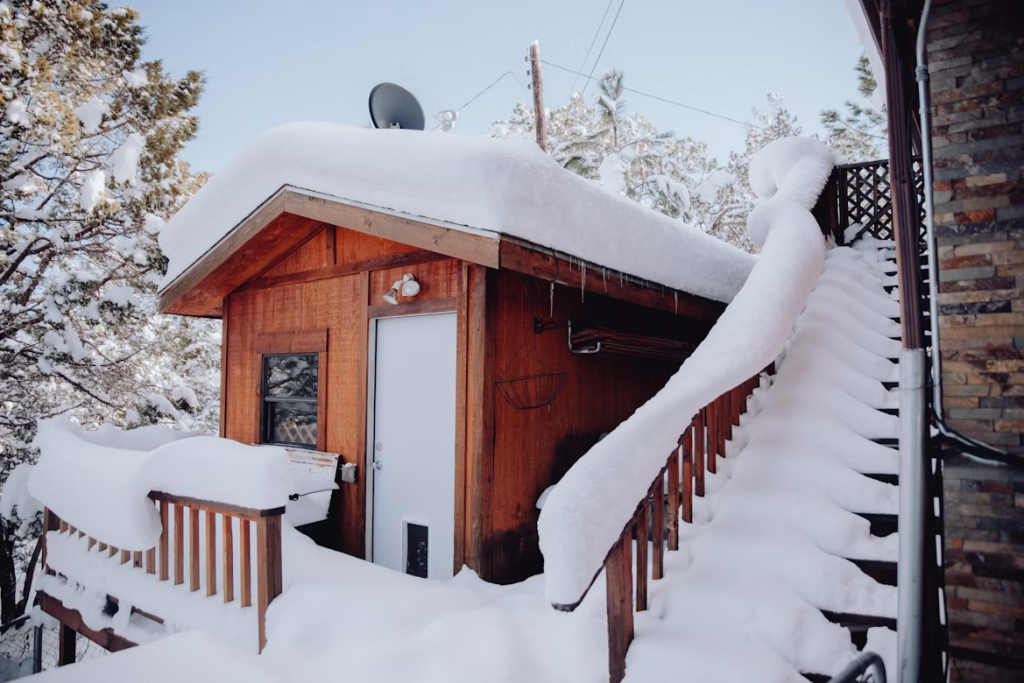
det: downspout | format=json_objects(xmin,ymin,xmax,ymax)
[{"xmin": 915, "ymin": 0, "xmax": 1015, "ymax": 465}]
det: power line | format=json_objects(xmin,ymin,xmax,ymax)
[
  {"xmin": 567, "ymin": 0, "xmax": 615, "ymax": 101},
  {"xmin": 582, "ymin": 0, "xmax": 627, "ymax": 97},
  {"xmin": 432, "ymin": 59, "xmax": 526, "ymax": 130},
  {"xmin": 542, "ymin": 59, "xmax": 766, "ymax": 131}
]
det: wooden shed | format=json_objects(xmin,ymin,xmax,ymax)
[{"xmin": 157, "ymin": 125, "xmax": 751, "ymax": 584}]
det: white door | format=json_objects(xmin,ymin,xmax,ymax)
[{"xmin": 370, "ymin": 313, "xmax": 457, "ymax": 580}]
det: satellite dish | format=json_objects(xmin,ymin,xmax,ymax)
[{"xmin": 368, "ymin": 83, "xmax": 425, "ymax": 131}]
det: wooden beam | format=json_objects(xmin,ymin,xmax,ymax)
[
  {"xmin": 234, "ymin": 249, "xmax": 448, "ymax": 295},
  {"xmin": 882, "ymin": 0, "xmax": 924, "ymax": 350},
  {"xmin": 452, "ymin": 262, "xmax": 469, "ymax": 573},
  {"xmin": 498, "ymin": 238, "xmax": 724, "ymax": 321},
  {"xmin": 160, "ymin": 189, "xmax": 501, "ymax": 318},
  {"xmin": 38, "ymin": 592, "xmax": 138, "ymax": 657},
  {"xmin": 367, "ymin": 297, "xmax": 457, "ymax": 320},
  {"xmin": 283, "ymin": 192, "xmax": 500, "ymax": 269},
  {"xmin": 465, "ymin": 265, "xmax": 496, "ymax": 578}
]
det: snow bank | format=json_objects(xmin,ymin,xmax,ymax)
[
  {"xmin": 28, "ymin": 419, "xmax": 289, "ymax": 550},
  {"xmin": 159, "ymin": 123, "xmax": 755, "ymax": 304},
  {"xmin": 539, "ymin": 137, "xmax": 838, "ymax": 606},
  {"xmin": 28, "ymin": 631, "xmax": 279, "ymax": 683}
]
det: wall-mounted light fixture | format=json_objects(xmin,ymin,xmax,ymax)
[{"xmin": 382, "ymin": 273, "xmax": 419, "ymax": 305}]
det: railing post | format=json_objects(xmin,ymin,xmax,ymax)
[
  {"xmin": 681, "ymin": 430, "xmax": 693, "ymax": 524},
  {"xmin": 57, "ymin": 622, "xmax": 76, "ymax": 667},
  {"xmin": 256, "ymin": 512, "xmax": 283, "ymax": 653},
  {"xmin": 605, "ymin": 533, "xmax": 633, "ymax": 683},
  {"xmin": 651, "ymin": 478, "xmax": 664, "ymax": 581},
  {"xmin": 694, "ymin": 409, "xmax": 706, "ymax": 497},
  {"xmin": 706, "ymin": 400, "xmax": 718, "ymax": 474},
  {"xmin": 667, "ymin": 444, "xmax": 680, "ymax": 551},
  {"xmin": 635, "ymin": 506, "xmax": 648, "ymax": 612}
]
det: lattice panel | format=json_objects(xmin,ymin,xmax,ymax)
[
  {"xmin": 274, "ymin": 422, "xmax": 317, "ymax": 446},
  {"xmin": 840, "ymin": 159, "xmax": 927, "ymax": 250}
]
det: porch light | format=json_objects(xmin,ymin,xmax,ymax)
[{"xmin": 382, "ymin": 273, "xmax": 418, "ymax": 305}]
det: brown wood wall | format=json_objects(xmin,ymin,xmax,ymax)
[
  {"xmin": 479, "ymin": 269, "xmax": 706, "ymax": 583},
  {"xmin": 223, "ymin": 219, "xmax": 714, "ymax": 581},
  {"xmin": 224, "ymin": 225, "xmax": 454, "ymax": 558}
]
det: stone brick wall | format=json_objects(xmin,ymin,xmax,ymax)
[{"xmin": 929, "ymin": 0, "xmax": 1024, "ymax": 679}]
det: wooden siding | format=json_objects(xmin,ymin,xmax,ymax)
[
  {"xmin": 223, "ymin": 226, "xmax": 425, "ymax": 557},
  {"xmin": 478, "ymin": 269, "xmax": 707, "ymax": 584},
  {"xmin": 223, "ymin": 225, "xmax": 717, "ymax": 579}
]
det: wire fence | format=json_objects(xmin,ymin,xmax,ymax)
[{"xmin": 0, "ymin": 614, "xmax": 106, "ymax": 681}]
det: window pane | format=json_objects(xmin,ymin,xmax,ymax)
[
  {"xmin": 266, "ymin": 401, "xmax": 318, "ymax": 447},
  {"xmin": 264, "ymin": 354, "xmax": 318, "ymax": 399}
]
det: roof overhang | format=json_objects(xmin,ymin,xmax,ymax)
[
  {"xmin": 158, "ymin": 186, "xmax": 502, "ymax": 317},
  {"xmin": 159, "ymin": 186, "xmax": 725, "ymax": 322}
]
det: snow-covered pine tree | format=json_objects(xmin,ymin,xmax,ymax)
[
  {"xmin": 1, "ymin": 1, "xmax": 219, "ymax": 469},
  {"xmin": 491, "ymin": 70, "xmax": 713, "ymax": 227},
  {"xmin": 820, "ymin": 55, "xmax": 888, "ymax": 162},
  {"xmin": 0, "ymin": 0, "xmax": 221, "ymax": 621},
  {"xmin": 689, "ymin": 91, "xmax": 802, "ymax": 251},
  {"xmin": 491, "ymin": 75, "xmax": 806, "ymax": 252}
]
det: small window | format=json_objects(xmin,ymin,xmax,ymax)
[{"xmin": 262, "ymin": 353, "xmax": 319, "ymax": 449}]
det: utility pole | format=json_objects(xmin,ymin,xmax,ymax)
[{"xmin": 529, "ymin": 41, "xmax": 548, "ymax": 153}]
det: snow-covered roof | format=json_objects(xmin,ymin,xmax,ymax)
[{"xmin": 159, "ymin": 123, "xmax": 755, "ymax": 304}]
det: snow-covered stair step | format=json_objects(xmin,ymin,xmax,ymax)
[
  {"xmin": 849, "ymin": 559, "xmax": 897, "ymax": 587},
  {"xmin": 855, "ymin": 512, "xmax": 898, "ymax": 536},
  {"xmin": 822, "ymin": 610, "xmax": 897, "ymax": 632}
]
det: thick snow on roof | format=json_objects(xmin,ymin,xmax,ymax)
[{"xmin": 158, "ymin": 123, "xmax": 755, "ymax": 303}]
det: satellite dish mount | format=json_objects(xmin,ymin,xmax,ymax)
[{"xmin": 369, "ymin": 83, "xmax": 425, "ymax": 131}]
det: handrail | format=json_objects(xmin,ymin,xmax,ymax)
[
  {"xmin": 39, "ymin": 490, "xmax": 284, "ymax": 653},
  {"xmin": 828, "ymin": 652, "xmax": 887, "ymax": 683},
  {"xmin": 561, "ymin": 376, "xmax": 760, "ymax": 682}
]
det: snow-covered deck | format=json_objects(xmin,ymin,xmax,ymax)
[{"xmin": 27, "ymin": 137, "xmax": 903, "ymax": 682}]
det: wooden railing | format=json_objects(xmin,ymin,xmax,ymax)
[
  {"xmin": 583, "ymin": 374, "xmax": 762, "ymax": 683},
  {"xmin": 40, "ymin": 492, "xmax": 284, "ymax": 657}
]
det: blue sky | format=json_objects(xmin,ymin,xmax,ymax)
[{"xmin": 127, "ymin": 0, "xmax": 866, "ymax": 174}]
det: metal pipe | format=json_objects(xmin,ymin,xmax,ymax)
[
  {"xmin": 898, "ymin": 348, "xmax": 927, "ymax": 683},
  {"xmin": 914, "ymin": 0, "xmax": 1016, "ymax": 466}
]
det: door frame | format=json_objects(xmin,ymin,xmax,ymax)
[{"xmin": 364, "ymin": 308, "xmax": 461, "ymax": 570}]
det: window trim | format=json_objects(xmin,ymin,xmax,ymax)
[{"xmin": 255, "ymin": 330, "xmax": 328, "ymax": 452}]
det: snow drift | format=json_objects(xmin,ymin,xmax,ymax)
[
  {"xmin": 28, "ymin": 418, "xmax": 290, "ymax": 550},
  {"xmin": 539, "ymin": 137, "xmax": 840, "ymax": 606},
  {"xmin": 158, "ymin": 122, "xmax": 755, "ymax": 304}
]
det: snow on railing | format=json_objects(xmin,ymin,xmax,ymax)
[
  {"xmin": 537, "ymin": 137, "xmax": 839, "ymax": 680},
  {"xmin": 28, "ymin": 419, "xmax": 290, "ymax": 653}
]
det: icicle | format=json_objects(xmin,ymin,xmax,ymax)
[
  {"xmin": 602, "ymin": 268, "xmax": 608, "ymax": 293},
  {"xmin": 581, "ymin": 264, "xmax": 588, "ymax": 300},
  {"xmin": 549, "ymin": 281, "xmax": 554, "ymax": 317},
  {"xmin": 674, "ymin": 291, "xmax": 678, "ymax": 315},
  {"xmin": 619, "ymin": 271, "xmax": 624, "ymax": 287}
]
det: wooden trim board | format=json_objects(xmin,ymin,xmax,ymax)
[
  {"xmin": 159, "ymin": 189, "xmax": 500, "ymax": 316},
  {"xmin": 367, "ymin": 298, "xmax": 457, "ymax": 320}
]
